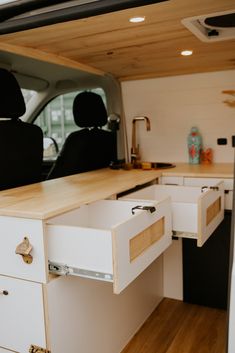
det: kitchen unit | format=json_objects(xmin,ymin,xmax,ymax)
[
  {"xmin": 0, "ymin": 164, "xmax": 233, "ymax": 353},
  {"xmin": 0, "ymin": 0, "xmax": 234, "ymax": 352}
]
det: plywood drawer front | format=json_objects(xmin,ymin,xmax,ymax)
[
  {"xmin": 0, "ymin": 216, "xmax": 47, "ymax": 283},
  {"xmin": 121, "ymin": 183, "xmax": 224, "ymax": 246},
  {"xmin": 113, "ymin": 198, "xmax": 172, "ymax": 293},
  {"xmin": 225, "ymin": 191, "xmax": 233, "ymax": 210},
  {"xmin": 46, "ymin": 199, "xmax": 172, "ymax": 293},
  {"xmin": 198, "ymin": 181, "xmax": 224, "ymax": 246},
  {"xmin": 0, "ymin": 276, "xmax": 46, "ymax": 353}
]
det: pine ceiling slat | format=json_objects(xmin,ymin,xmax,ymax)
[{"xmin": 0, "ymin": 0, "xmax": 234, "ymax": 80}]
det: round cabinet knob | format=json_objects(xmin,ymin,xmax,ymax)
[{"xmin": 15, "ymin": 237, "xmax": 33, "ymax": 264}]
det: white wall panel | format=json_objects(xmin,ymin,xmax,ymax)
[{"xmin": 122, "ymin": 70, "xmax": 235, "ymax": 163}]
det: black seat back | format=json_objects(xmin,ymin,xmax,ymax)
[
  {"xmin": 48, "ymin": 91, "xmax": 115, "ymax": 179},
  {"xmin": 0, "ymin": 68, "xmax": 43, "ymax": 190}
]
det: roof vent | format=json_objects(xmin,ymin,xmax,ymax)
[{"xmin": 182, "ymin": 10, "xmax": 235, "ymax": 42}]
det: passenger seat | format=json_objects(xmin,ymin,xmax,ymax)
[{"xmin": 0, "ymin": 68, "xmax": 43, "ymax": 190}]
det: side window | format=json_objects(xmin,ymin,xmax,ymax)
[
  {"xmin": 21, "ymin": 89, "xmax": 36, "ymax": 103},
  {"xmin": 34, "ymin": 88, "xmax": 106, "ymax": 152}
]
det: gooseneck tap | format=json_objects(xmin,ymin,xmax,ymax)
[{"xmin": 131, "ymin": 116, "xmax": 151, "ymax": 166}]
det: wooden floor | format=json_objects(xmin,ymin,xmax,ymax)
[{"xmin": 122, "ymin": 298, "xmax": 228, "ymax": 353}]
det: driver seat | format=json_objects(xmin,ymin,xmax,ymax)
[
  {"xmin": 47, "ymin": 91, "xmax": 115, "ymax": 179},
  {"xmin": 0, "ymin": 68, "xmax": 43, "ymax": 191}
]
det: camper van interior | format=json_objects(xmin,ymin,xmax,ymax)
[{"xmin": 0, "ymin": 1, "xmax": 234, "ymax": 353}]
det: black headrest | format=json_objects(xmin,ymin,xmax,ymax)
[
  {"xmin": 0, "ymin": 68, "xmax": 26, "ymax": 119},
  {"xmin": 73, "ymin": 91, "xmax": 107, "ymax": 127}
]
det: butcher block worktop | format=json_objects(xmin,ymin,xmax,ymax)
[
  {"xmin": 162, "ymin": 163, "xmax": 234, "ymax": 178},
  {"xmin": 0, "ymin": 168, "xmax": 162, "ymax": 219},
  {"xmin": 0, "ymin": 163, "xmax": 233, "ymax": 220}
]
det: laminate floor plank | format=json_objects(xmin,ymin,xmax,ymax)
[{"xmin": 122, "ymin": 299, "xmax": 227, "ymax": 353}]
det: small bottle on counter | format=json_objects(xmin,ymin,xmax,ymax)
[
  {"xmin": 188, "ymin": 127, "xmax": 202, "ymax": 164},
  {"xmin": 201, "ymin": 148, "xmax": 213, "ymax": 164}
]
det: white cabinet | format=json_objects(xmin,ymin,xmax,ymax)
[
  {"xmin": 121, "ymin": 182, "xmax": 224, "ymax": 247},
  {"xmin": 0, "ymin": 216, "xmax": 47, "ymax": 283},
  {"xmin": 160, "ymin": 176, "xmax": 184, "ymax": 185},
  {"xmin": 46, "ymin": 199, "xmax": 172, "ymax": 294},
  {"xmin": 0, "ymin": 170, "xmax": 229, "ymax": 353},
  {"xmin": 0, "ymin": 276, "xmax": 46, "ymax": 353}
]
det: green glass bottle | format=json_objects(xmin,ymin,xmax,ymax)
[{"xmin": 188, "ymin": 127, "xmax": 202, "ymax": 164}]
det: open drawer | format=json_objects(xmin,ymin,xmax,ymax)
[
  {"xmin": 46, "ymin": 199, "xmax": 172, "ymax": 294},
  {"xmin": 120, "ymin": 182, "xmax": 224, "ymax": 247},
  {"xmin": 184, "ymin": 177, "xmax": 233, "ymax": 210}
]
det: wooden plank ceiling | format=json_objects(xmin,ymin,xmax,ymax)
[{"xmin": 0, "ymin": 0, "xmax": 235, "ymax": 81}]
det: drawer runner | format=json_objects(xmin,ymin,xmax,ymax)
[
  {"xmin": 173, "ymin": 231, "xmax": 197, "ymax": 240},
  {"xmin": 48, "ymin": 261, "xmax": 113, "ymax": 282}
]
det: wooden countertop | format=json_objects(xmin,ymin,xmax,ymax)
[
  {"xmin": 162, "ymin": 163, "xmax": 234, "ymax": 178},
  {"xmin": 0, "ymin": 168, "xmax": 162, "ymax": 220},
  {"xmin": 0, "ymin": 163, "xmax": 233, "ymax": 220}
]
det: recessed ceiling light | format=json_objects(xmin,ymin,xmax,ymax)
[
  {"xmin": 181, "ymin": 50, "xmax": 193, "ymax": 56},
  {"xmin": 129, "ymin": 16, "xmax": 145, "ymax": 23}
]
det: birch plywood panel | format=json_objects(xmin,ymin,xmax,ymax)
[
  {"xmin": 0, "ymin": 0, "xmax": 235, "ymax": 80},
  {"xmin": 130, "ymin": 217, "xmax": 165, "ymax": 262}
]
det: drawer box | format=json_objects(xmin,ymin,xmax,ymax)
[
  {"xmin": 120, "ymin": 183, "xmax": 224, "ymax": 247},
  {"xmin": 46, "ymin": 199, "xmax": 172, "ymax": 294},
  {"xmin": 184, "ymin": 177, "xmax": 233, "ymax": 210},
  {"xmin": 0, "ymin": 276, "xmax": 46, "ymax": 353},
  {"xmin": 0, "ymin": 216, "xmax": 47, "ymax": 283}
]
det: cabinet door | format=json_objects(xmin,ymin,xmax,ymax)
[
  {"xmin": 0, "ymin": 216, "xmax": 47, "ymax": 283},
  {"xmin": 0, "ymin": 276, "xmax": 47, "ymax": 353}
]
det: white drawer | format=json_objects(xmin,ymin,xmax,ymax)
[
  {"xmin": 0, "ymin": 276, "xmax": 46, "ymax": 353},
  {"xmin": 160, "ymin": 176, "xmax": 184, "ymax": 185},
  {"xmin": 184, "ymin": 177, "xmax": 233, "ymax": 190},
  {"xmin": 0, "ymin": 217, "xmax": 47, "ymax": 283},
  {"xmin": 0, "ymin": 348, "xmax": 15, "ymax": 353},
  {"xmin": 121, "ymin": 183, "xmax": 224, "ymax": 247},
  {"xmin": 184, "ymin": 177, "xmax": 233, "ymax": 210},
  {"xmin": 46, "ymin": 199, "xmax": 172, "ymax": 294}
]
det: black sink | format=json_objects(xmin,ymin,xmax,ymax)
[
  {"xmin": 109, "ymin": 161, "xmax": 175, "ymax": 170},
  {"xmin": 150, "ymin": 162, "xmax": 175, "ymax": 169}
]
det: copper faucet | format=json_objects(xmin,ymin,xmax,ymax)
[{"xmin": 131, "ymin": 116, "xmax": 151, "ymax": 166}]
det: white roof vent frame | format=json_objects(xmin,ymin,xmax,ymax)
[{"xmin": 182, "ymin": 9, "xmax": 235, "ymax": 43}]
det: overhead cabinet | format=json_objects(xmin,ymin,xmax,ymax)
[{"xmin": 120, "ymin": 182, "xmax": 224, "ymax": 247}]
